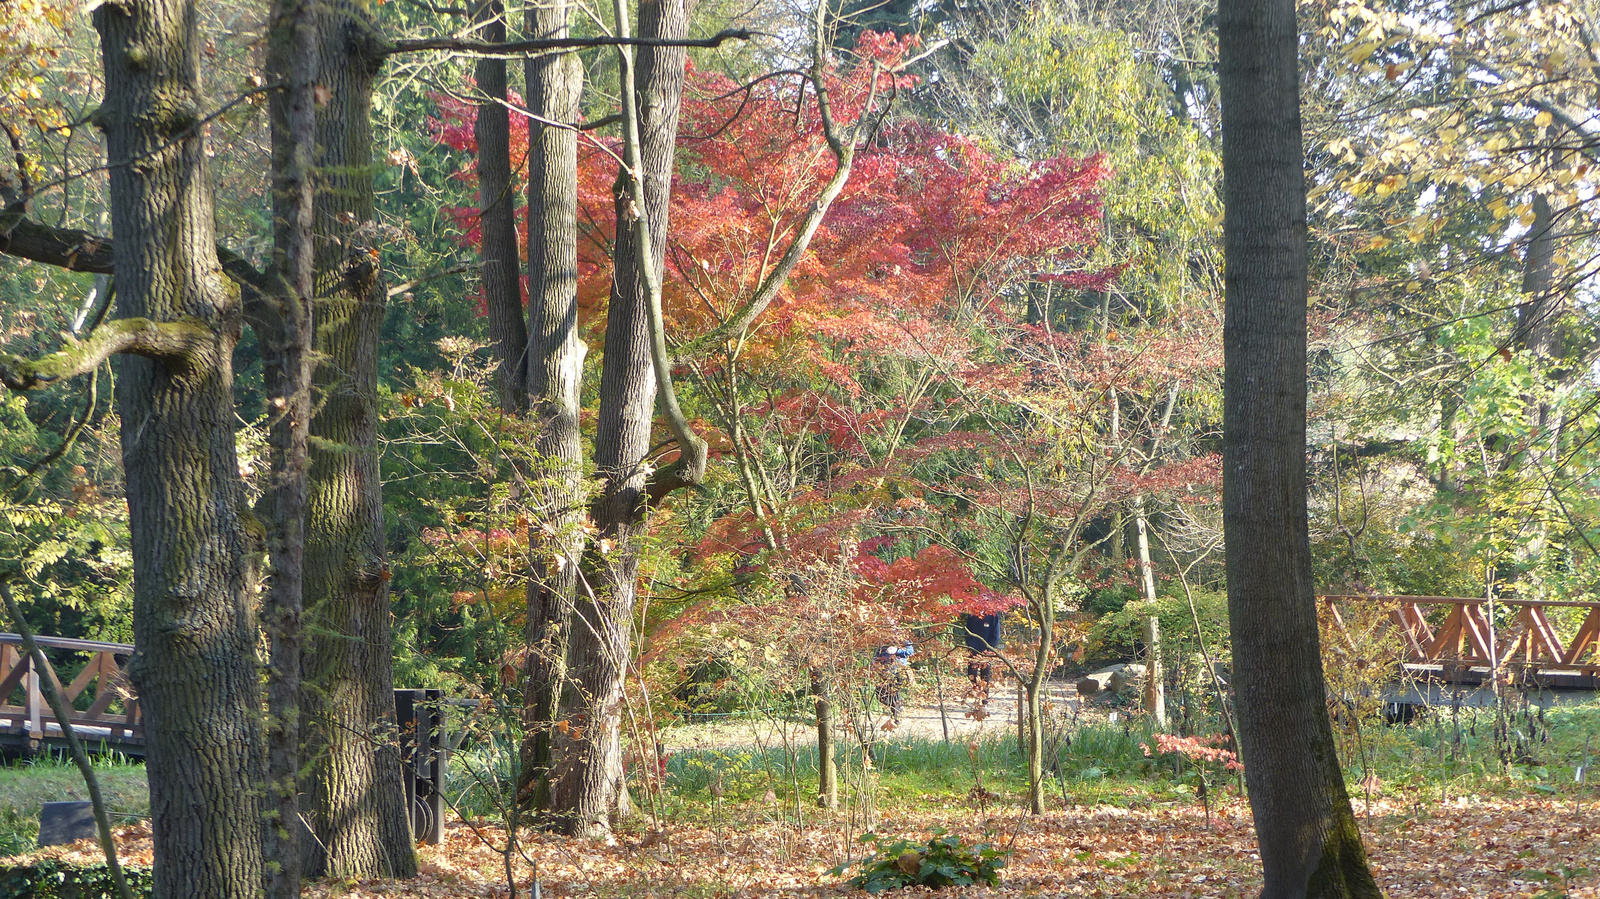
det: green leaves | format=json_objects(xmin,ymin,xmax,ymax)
[{"xmin": 833, "ymin": 828, "xmax": 1007, "ymax": 893}]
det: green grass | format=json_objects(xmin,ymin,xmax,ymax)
[
  {"xmin": 648, "ymin": 696, "xmax": 1600, "ymax": 820},
  {"xmin": 0, "ymin": 754, "xmax": 148, "ymax": 856},
  {"xmin": 656, "ymin": 719, "xmax": 1174, "ymax": 818}
]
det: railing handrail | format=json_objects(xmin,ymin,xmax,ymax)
[
  {"xmin": 1321, "ymin": 595, "xmax": 1600, "ymax": 610},
  {"xmin": 0, "ymin": 634, "xmax": 134, "ymax": 654}
]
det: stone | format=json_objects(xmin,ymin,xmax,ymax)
[{"xmin": 37, "ymin": 801, "xmax": 97, "ymax": 847}]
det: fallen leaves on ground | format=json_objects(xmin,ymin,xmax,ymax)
[{"xmin": 8, "ymin": 795, "xmax": 1599, "ymax": 897}]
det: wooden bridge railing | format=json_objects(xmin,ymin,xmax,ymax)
[
  {"xmin": 0, "ymin": 634, "xmax": 142, "ymax": 751},
  {"xmin": 1321, "ymin": 595, "xmax": 1600, "ymax": 679}
]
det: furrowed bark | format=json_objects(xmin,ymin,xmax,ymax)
[
  {"xmin": 553, "ymin": 0, "xmax": 695, "ymax": 838},
  {"xmin": 262, "ymin": 0, "xmax": 318, "ymax": 892},
  {"xmin": 1218, "ymin": 0, "xmax": 1381, "ymax": 893},
  {"xmin": 92, "ymin": 0, "xmax": 266, "ymax": 894},
  {"xmin": 298, "ymin": 0, "xmax": 416, "ymax": 878},
  {"xmin": 474, "ymin": 0, "xmax": 529, "ymax": 414},
  {"xmin": 521, "ymin": 0, "xmax": 587, "ymax": 821}
]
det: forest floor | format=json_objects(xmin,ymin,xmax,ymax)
[
  {"xmin": 4, "ymin": 688, "xmax": 1599, "ymax": 897},
  {"xmin": 15, "ymin": 792, "xmax": 1600, "ymax": 897}
]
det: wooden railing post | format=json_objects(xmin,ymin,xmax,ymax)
[{"xmin": 25, "ymin": 657, "xmax": 41, "ymax": 744}]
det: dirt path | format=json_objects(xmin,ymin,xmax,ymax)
[{"xmin": 659, "ymin": 676, "xmax": 1093, "ymax": 753}]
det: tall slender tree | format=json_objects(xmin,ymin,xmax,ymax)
[
  {"xmin": 475, "ymin": 0, "xmax": 529, "ymax": 415},
  {"xmin": 521, "ymin": 0, "xmax": 587, "ymax": 820},
  {"xmin": 1217, "ymin": 0, "xmax": 1382, "ymax": 895},
  {"xmin": 546, "ymin": 0, "xmax": 700, "ymax": 835},
  {"xmin": 297, "ymin": 0, "xmax": 417, "ymax": 878}
]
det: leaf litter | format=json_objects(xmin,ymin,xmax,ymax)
[{"xmin": 7, "ymin": 794, "xmax": 1599, "ymax": 897}]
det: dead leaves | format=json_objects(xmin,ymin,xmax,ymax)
[{"xmin": 6, "ymin": 794, "xmax": 1600, "ymax": 897}]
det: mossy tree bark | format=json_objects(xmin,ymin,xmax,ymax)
[
  {"xmin": 262, "ymin": 0, "xmax": 318, "ymax": 894},
  {"xmin": 1218, "ymin": 0, "xmax": 1382, "ymax": 894},
  {"xmin": 92, "ymin": 1, "xmax": 266, "ymax": 895},
  {"xmin": 297, "ymin": 1, "xmax": 416, "ymax": 878}
]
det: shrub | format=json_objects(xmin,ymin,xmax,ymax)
[
  {"xmin": 832, "ymin": 829, "xmax": 1007, "ymax": 893},
  {"xmin": 0, "ymin": 862, "xmax": 153, "ymax": 898},
  {"xmin": 1084, "ymin": 588, "xmax": 1229, "ymax": 666}
]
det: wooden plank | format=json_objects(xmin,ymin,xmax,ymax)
[
  {"xmin": 0, "ymin": 654, "xmax": 32, "ymax": 708},
  {"xmin": 1392, "ymin": 603, "xmax": 1434, "ymax": 662},
  {"xmin": 64, "ymin": 651, "xmax": 103, "ymax": 703},
  {"xmin": 1529, "ymin": 606, "xmax": 1565, "ymax": 662},
  {"xmin": 1322, "ymin": 595, "xmax": 1600, "ymax": 609},
  {"xmin": 1463, "ymin": 604, "xmax": 1495, "ymax": 663},
  {"xmin": 1426, "ymin": 605, "xmax": 1467, "ymax": 660},
  {"xmin": 26, "ymin": 665, "xmax": 41, "ymax": 739},
  {"xmin": 1563, "ymin": 609, "xmax": 1600, "ymax": 666},
  {"xmin": 1323, "ymin": 599, "xmax": 1356, "ymax": 650}
]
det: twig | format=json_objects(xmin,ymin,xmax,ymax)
[{"xmin": 387, "ymin": 27, "xmax": 759, "ymax": 58}]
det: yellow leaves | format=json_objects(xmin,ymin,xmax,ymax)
[
  {"xmin": 1346, "ymin": 39, "xmax": 1383, "ymax": 64},
  {"xmin": 1488, "ymin": 197, "xmax": 1510, "ymax": 220},
  {"xmin": 1373, "ymin": 174, "xmax": 1405, "ymax": 198},
  {"xmin": 1533, "ymin": 109, "xmax": 1553, "ymax": 128}
]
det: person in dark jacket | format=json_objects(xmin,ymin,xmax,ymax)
[{"xmin": 961, "ymin": 613, "xmax": 1000, "ymax": 686}]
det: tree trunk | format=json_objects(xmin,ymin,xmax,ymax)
[
  {"xmin": 298, "ymin": 1, "xmax": 416, "ymax": 878},
  {"xmin": 1514, "ymin": 192, "xmax": 1559, "ymax": 361},
  {"xmin": 1132, "ymin": 496, "xmax": 1166, "ymax": 727},
  {"xmin": 1218, "ymin": 0, "xmax": 1381, "ymax": 894},
  {"xmin": 93, "ymin": 2, "xmax": 265, "ymax": 895},
  {"xmin": 551, "ymin": 0, "xmax": 694, "ymax": 839},
  {"xmin": 1141, "ymin": 612, "xmax": 1166, "ymax": 727},
  {"xmin": 262, "ymin": 0, "xmax": 318, "ymax": 893},
  {"xmin": 1025, "ymin": 681, "xmax": 1045, "ymax": 814},
  {"xmin": 474, "ymin": 0, "xmax": 529, "ymax": 414},
  {"xmin": 522, "ymin": 0, "xmax": 586, "ymax": 819},
  {"xmin": 814, "ymin": 670, "xmax": 837, "ymax": 809}
]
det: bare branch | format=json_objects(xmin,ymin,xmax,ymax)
[
  {"xmin": 386, "ymin": 26, "xmax": 758, "ymax": 58},
  {"xmin": 387, "ymin": 262, "xmax": 470, "ymax": 297},
  {"xmin": 0, "ymin": 210, "xmax": 272, "ymax": 294}
]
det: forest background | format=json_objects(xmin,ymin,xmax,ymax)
[{"xmin": 1, "ymin": 0, "xmax": 1598, "ymax": 893}]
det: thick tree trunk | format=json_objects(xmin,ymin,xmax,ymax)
[
  {"xmin": 551, "ymin": 0, "xmax": 694, "ymax": 838},
  {"xmin": 522, "ymin": 0, "xmax": 586, "ymax": 818},
  {"xmin": 474, "ymin": 0, "xmax": 529, "ymax": 414},
  {"xmin": 1218, "ymin": 0, "xmax": 1381, "ymax": 895},
  {"xmin": 298, "ymin": 2, "xmax": 416, "ymax": 878},
  {"xmin": 93, "ymin": 2, "xmax": 266, "ymax": 896}
]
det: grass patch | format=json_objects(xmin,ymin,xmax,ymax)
[{"xmin": 0, "ymin": 754, "xmax": 148, "ymax": 856}]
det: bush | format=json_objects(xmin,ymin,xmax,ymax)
[
  {"xmin": 1083, "ymin": 588, "xmax": 1229, "ymax": 665},
  {"xmin": 833, "ymin": 829, "xmax": 1007, "ymax": 893},
  {"xmin": 0, "ymin": 862, "xmax": 152, "ymax": 898}
]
